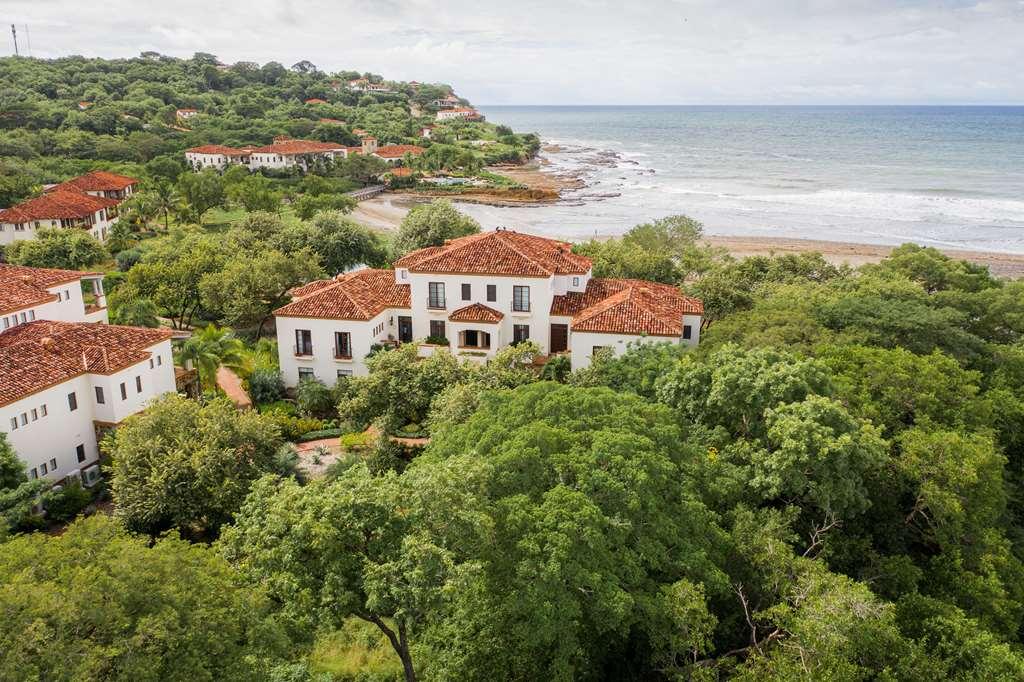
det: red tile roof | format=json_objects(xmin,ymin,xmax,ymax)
[
  {"xmin": 319, "ymin": 118, "xmax": 346, "ymax": 125},
  {"xmin": 248, "ymin": 140, "xmax": 346, "ymax": 155},
  {"xmin": 275, "ymin": 269, "xmax": 410, "ymax": 320},
  {"xmin": 0, "ymin": 321, "xmax": 172, "ymax": 407},
  {"xmin": 186, "ymin": 144, "xmax": 251, "ymax": 155},
  {"xmin": 0, "ymin": 190, "xmax": 119, "ymax": 224},
  {"xmin": 449, "ymin": 303, "xmax": 504, "ymax": 324},
  {"xmin": 388, "ymin": 167, "xmax": 414, "ymax": 177},
  {"xmin": 395, "ymin": 230, "xmax": 591, "ymax": 277},
  {"xmin": 551, "ymin": 278, "xmax": 703, "ymax": 337},
  {"xmin": 0, "ymin": 264, "xmax": 99, "ymax": 315},
  {"xmin": 49, "ymin": 170, "xmax": 138, "ymax": 193},
  {"xmin": 304, "ymin": 98, "xmax": 328, "ymax": 104},
  {"xmin": 374, "ymin": 145, "xmax": 425, "ymax": 159}
]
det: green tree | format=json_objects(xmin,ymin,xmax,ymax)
[
  {"xmin": 5, "ymin": 228, "xmax": 108, "ymax": 270},
  {"xmin": 0, "ymin": 434, "xmax": 45, "ymax": 538},
  {"xmin": 176, "ymin": 325, "xmax": 247, "ymax": 391},
  {"xmin": 110, "ymin": 395, "xmax": 285, "ymax": 537},
  {"xmin": 0, "ymin": 515, "xmax": 292, "ymax": 679},
  {"xmin": 392, "ymin": 199, "xmax": 480, "ymax": 258},
  {"xmin": 228, "ymin": 173, "xmax": 282, "ymax": 213},
  {"xmin": 176, "ymin": 169, "xmax": 225, "ymax": 223}
]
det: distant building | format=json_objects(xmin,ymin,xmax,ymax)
[
  {"xmin": 436, "ymin": 107, "xmax": 482, "ymax": 121},
  {"xmin": 432, "ymin": 94, "xmax": 461, "ymax": 108},
  {"xmin": 77, "ymin": 101, "xmax": 93, "ymax": 110},
  {"xmin": 184, "ymin": 145, "xmax": 253, "ymax": 170},
  {"xmin": 47, "ymin": 170, "xmax": 138, "ymax": 201},
  {"xmin": 304, "ymin": 98, "xmax": 328, "ymax": 105},
  {"xmin": 176, "ymin": 108, "xmax": 199, "ymax": 121},
  {"xmin": 373, "ymin": 144, "xmax": 425, "ymax": 164},
  {"xmin": 0, "ymin": 191, "xmax": 120, "ymax": 245},
  {"xmin": 318, "ymin": 118, "xmax": 347, "ymax": 126},
  {"xmin": 420, "ymin": 125, "xmax": 434, "ymax": 139},
  {"xmin": 245, "ymin": 139, "xmax": 348, "ymax": 171}
]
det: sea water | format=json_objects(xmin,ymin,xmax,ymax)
[{"xmin": 461, "ymin": 106, "xmax": 1024, "ymax": 253}]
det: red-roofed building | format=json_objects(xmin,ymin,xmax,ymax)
[
  {"xmin": 274, "ymin": 229, "xmax": 702, "ymax": 385},
  {"xmin": 245, "ymin": 139, "xmax": 348, "ymax": 171},
  {"xmin": 47, "ymin": 170, "xmax": 139, "ymax": 200},
  {"xmin": 0, "ymin": 264, "xmax": 109, "ymax": 327},
  {"xmin": 185, "ymin": 144, "xmax": 253, "ymax": 170},
  {"xmin": 373, "ymin": 144, "xmax": 425, "ymax": 162},
  {"xmin": 304, "ymin": 98, "xmax": 328, "ymax": 105},
  {"xmin": 0, "ymin": 190, "xmax": 121, "ymax": 245},
  {"xmin": 0, "ymin": 320, "xmax": 177, "ymax": 486}
]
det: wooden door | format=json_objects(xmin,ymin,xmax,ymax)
[{"xmin": 550, "ymin": 323, "xmax": 568, "ymax": 353}]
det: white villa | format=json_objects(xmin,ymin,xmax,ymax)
[
  {"xmin": 0, "ymin": 264, "xmax": 109, "ymax": 328},
  {"xmin": 185, "ymin": 137, "xmax": 424, "ymax": 172},
  {"xmin": 436, "ymin": 107, "xmax": 482, "ymax": 122},
  {"xmin": 0, "ymin": 171, "xmax": 137, "ymax": 246},
  {"xmin": 432, "ymin": 95, "xmax": 462, "ymax": 108},
  {"xmin": 0, "ymin": 321, "xmax": 176, "ymax": 487},
  {"xmin": 273, "ymin": 229, "xmax": 702, "ymax": 387}
]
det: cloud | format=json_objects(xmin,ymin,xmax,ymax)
[{"xmin": 3, "ymin": 0, "xmax": 1021, "ymax": 103}]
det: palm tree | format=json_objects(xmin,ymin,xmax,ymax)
[
  {"xmin": 152, "ymin": 181, "xmax": 180, "ymax": 232},
  {"xmin": 176, "ymin": 325, "xmax": 247, "ymax": 393}
]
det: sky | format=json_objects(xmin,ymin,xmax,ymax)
[{"xmin": 3, "ymin": 0, "xmax": 1023, "ymax": 104}]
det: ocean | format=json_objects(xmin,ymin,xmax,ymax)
[{"xmin": 461, "ymin": 106, "xmax": 1024, "ymax": 254}]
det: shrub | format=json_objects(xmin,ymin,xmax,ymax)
[
  {"xmin": 366, "ymin": 435, "xmax": 408, "ymax": 475},
  {"xmin": 299, "ymin": 428, "xmax": 343, "ymax": 442},
  {"xmin": 115, "ymin": 248, "xmax": 142, "ymax": 272},
  {"xmin": 264, "ymin": 410, "xmax": 327, "ymax": 441},
  {"xmin": 42, "ymin": 481, "xmax": 93, "ymax": 524},
  {"xmin": 248, "ymin": 368, "xmax": 285, "ymax": 404},
  {"xmin": 424, "ymin": 335, "xmax": 449, "ymax": 346},
  {"xmin": 259, "ymin": 400, "xmax": 297, "ymax": 417},
  {"xmin": 296, "ymin": 378, "xmax": 336, "ymax": 419},
  {"xmin": 339, "ymin": 431, "xmax": 373, "ymax": 452},
  {"xmin": 395, "ymin": 422, "xmax": 428, "ymax": 438}
]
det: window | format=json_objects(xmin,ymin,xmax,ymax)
[
  {"xmin": 572, "ymin": 276, "xmax": 580, "ymax": 287},
  {"xmin": 486, "ymin": 284, "xmax": 497, "ymax": 302},
  {"xmin": 149, "ymin": 358, "xmax": 154, "ymax": 369},
  {"xmin": 513, "ymin": 324, "xmax": 530, "ymax": 344},
  {"xmin": 400, "ymin": 269, "xmax": 408, "ymax": 280},
  {"xmin": 30, "ymin": 408, "xmax": 37, "ymax": 421},
  {"xmin": 683, "ymin": 325, "xmax": 692, "ymax": 340},
  {"xmin": 95, "ymin": 387, "xmax": 105, "ymax": 404},
  {"xmin": 19, "ymin": 413, "xmax": 27, "ymax": 426},
  {"xmin": 298, "ymin": 368, "xmax": 315, "ymax": 382},
  {"xmin": 40, "ymin": 462, "xmax": 47, "ymax": 475},
  {"xmin": 76, "ymin": 444, "xmax": 86, "ymax": 463},
  {"xmin": 295, "ymin": 329, "xmax": 313, "ymax": 355},
  {"xmin": 120, "ymin": 383, "xmax": 127, "ymax": 400},
  {"xmin": 136, "ymin": 376, "xmax": 142, "ymax": 393},
  {"xmin": 429, "ymin": 320, "xmax": 446, "ymax": 341},
  {"xmin": 428, "ymin": 282, "xmax": 446, "ymax": 308},
  {"xmin": 9, "ymin": 418, "xmax": 17, "ymax": 430},
  {"xmin": 335, "ymin": 332, "xmax": 352, "ymax": 358},
  {"xmin": 29, "ymin": 468, "xmax": 37, "ymax": 480},
  {"xmin": 67, "ymin": 392, "xmax": 78, "ymax": 411},
  {"xmin": 39, "ymin": 404, "xmax": 46, "ymax": 417},
  {"xmin": 512, "ymin": 286, "xmax": 530, "ymax": 312},
  {"xmin": 49, "ymin": 458, "xmax": 57, "ymax": 470},
  {"xmin": 337, "ymin": 369, "xmax": 353, "ymax": 378},
  {"xmin": 157, "ymin": 355, "xmax": 162, "ymax": 366},
  {"xmin": 461, "ymin": 283, "xmax": 471, "ymax": 300}
]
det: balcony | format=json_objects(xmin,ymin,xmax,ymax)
[
  {"xmin": 293, "ymin": 344, "xmax": 314, "ymax": 357},
  {"xmin": 426, "ymin": 298, "xmax": 446, "ymax": 310},
  {"xmin": 333, "ymin": 346, "xmax": 353, "ymax": 360}
]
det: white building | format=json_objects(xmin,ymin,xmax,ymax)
[
  {"xmin": 432, "ymin": 95, "xmax": 461, "ymax": 108},
  {"xmin": 1, "ymin": 264, "xmax": 109, "ymax": 328},
  {"xmin": 0, "ymin": 321, "xmax": 176, "ymax": 486},
  {"xmin": 246, "ymin": 139, "xmax": 348, "ymax": 172},
  {"xmin": 273, "ymin": 229, "xmax": 702, "ymax": 387},
  {"xmin": 176, "ymin": 108, "xmax": 199, "ymax": 121},
  {"xmin": 0, "ymin": 190, "xmax": 120, "ymax": 245},
  {"xmin": 48, "ymin": 170, "xmax": 138, "ymax": 201},
  {"xmin": 185, "ymin": 145, "xmax": 253, "ymax": 170},
  {"xmin": 436, "ymin": 107, "xmax": 482, "ymax": 122}
]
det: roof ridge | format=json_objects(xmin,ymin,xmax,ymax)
[{"xmin": 491, "ymin": 231, "xmax": 553, "ymax": 274}]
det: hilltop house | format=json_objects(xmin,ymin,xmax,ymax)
[
  {"xmin": 304, "ymin": 98, "xmax": 328, "ymax": 105},
  {"xmin": 0, "ymin": 321, "xmax": 176, "ymax": 487},
  {"xmin": 273, "ymin": 229, "xmax": 702, "ymax": 387},
  {"xmin": 176, "ymin": 108, "xmax": 199, "ymax": 121},
  {"xmin": 432, "ymin": 95, "xmax": 461, "ymax": 108},
  {"xmin": 0, "ymin": 170, "xmax": 138, "ymax": 245},
  {"xmin": 0, "ymin": 264, "xmax": 109, "ymax": 327},
  {"xmin": 436, "ymin": 107, "xmax": 482, "ymax": 121},
  {"xmin": 185, "ymin": 137, "xmax": 424, "ymax": 172},
  {"xmin": 347, "ymin": 79, "xmax": 391, "ymax": 93}
]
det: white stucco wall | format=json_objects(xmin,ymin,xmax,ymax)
[
  {"xmin": 276, "ymin": 312, "xmax": 400, "ymax": 387},
  {"xmin": 0, "ymin": 339, "xmax": 176, "ymax": 482}
]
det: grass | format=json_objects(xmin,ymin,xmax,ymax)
[{"xmin": 309, "ymin": 618, "xmax": 403, "ymax": 681}]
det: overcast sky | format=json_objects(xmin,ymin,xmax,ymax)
[{"xmin": 4, "ymin": 0, "xmax": 1023, "ymax": 104}]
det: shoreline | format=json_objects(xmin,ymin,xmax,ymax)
[{"xmin": 350, "ymin": 193, "xmax": 1024, "ymax": 278}]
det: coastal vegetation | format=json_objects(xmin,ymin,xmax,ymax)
[{"xmin": 2, "ymin": 53, "xmax": 1024, "ymax": 682}]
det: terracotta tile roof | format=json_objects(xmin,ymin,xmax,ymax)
[
  {"xmin": 319, "ymin": 118, "xmax": 346, "ymax": 125},
  {"xmin": 551, "ymin": 278, "xmax": 703, "ymax": 337},
  {"xmin": 304, "ymin": 98, "xmax": 328, "ymax": 105},
  {"xmin": 248, "ymin": 140, "xmax": 346, "ymax": 155},
  {"xmin": 388, "ymin": 167, "xmax": 414, "ymax": 177},
  {"xmin": 374, "ymin": 145, "xmax": 425, "ymax": 159},
  {"xmin": 274, "ymin": 269, "xmax": 410, "ymax": 320},
  {"xmin": 0, "ymin": 321, "xmax": 172, "ymax": 407},
  {"xmin": 395, "ymin": 230, "xmax": 591, "ymax": 277},
  {"xmin": 186, "ymin": 144, "xmax": 250, "ymax": 155},
  {"xmin": 0, "ymin": 190, "xmax": 119, "ymax": 224},
  {"xmin": 0, "ymin": 264, "xmax": 99, "ymax": 315},
  {"xmin": 50, "ymin": 170, "xmax": 138, "ymax": 193},
  {"xmin": 448, "ymin": 302, "xmax": 504, "ymax": 324}
]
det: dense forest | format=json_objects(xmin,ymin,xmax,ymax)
[{"xmin": 1, "ymin": 55, "xmax": 1024, "ymax": 681}]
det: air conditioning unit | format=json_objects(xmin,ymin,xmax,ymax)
[{"xmin": 82, "ymin": 464, "xmax": 102, "ymax": 488}]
